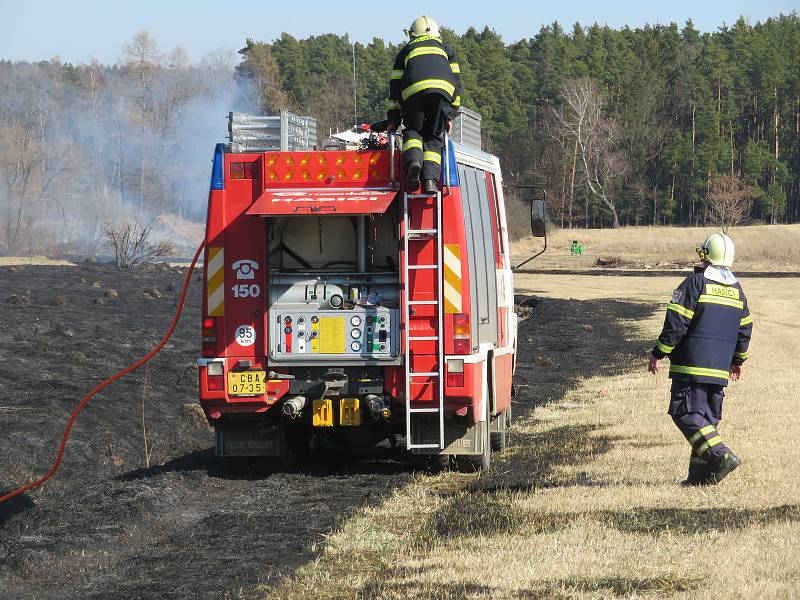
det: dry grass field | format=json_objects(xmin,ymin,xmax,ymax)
[
  {"xmin": 513, "ymin": 223, "xmax": 800, "ymax": 272},
  {"xmin": 260, "ymin": 228, "xmax": 800, "ymax": 599}
]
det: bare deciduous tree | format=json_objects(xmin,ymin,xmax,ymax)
[
  {"xmin": 123, "ymin": 31, "xmax": 159, "ymax": 212},
  {"xmin": 103, "ymin": 218, "xmax": 174, "ymax": 268},
  {"xmin": 707, "ymin": 175, "xmax": 757, "ymax": 231},
  {"xmin": 547, "ymin": 77, "xmax": 628, "ymax": 228}
]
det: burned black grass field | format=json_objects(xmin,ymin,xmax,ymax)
[{"xmin": 0, "ymin": 263, "xmax": 417, "ymax": 599}]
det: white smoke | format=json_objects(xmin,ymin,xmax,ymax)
[{"xmin": 0, "ymin": 40, "xmax": 256, "ymax": 258}]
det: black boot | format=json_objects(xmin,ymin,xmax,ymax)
[
  {"xmin": 681, "ymin": 455, "xmax": 713, "ymax": 486},
  {"xmin": 405, "ymin": 160, "xmax": 421, "ymax": 191},
  {"xmin": 709, "ymin": 451, "xmax": 741, "ymax": 484},
  {"xmin": 422, "ymin": 179, "xmax": 438, "ymax": 194}
]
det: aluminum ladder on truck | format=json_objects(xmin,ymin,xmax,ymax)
[{"xmin": 403, "ymin": 187, "xmax": 445, "ymax": 451}]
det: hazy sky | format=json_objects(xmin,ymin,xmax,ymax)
[{"xmin": 1, "ymin": 0, "xmax": 797, "ymax": 65}]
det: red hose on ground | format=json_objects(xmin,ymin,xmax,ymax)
[{"xmin": 0, "ymin": 241, "xmax": 205, "ymax": 506}]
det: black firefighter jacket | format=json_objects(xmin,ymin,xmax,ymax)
[
  {"xmin": 387, "ymin": 35, "xmax": 462, "ymax": 119},
  {"xmin": 652, "ymin": 267, "xmax": 753, "ymax": 385}
]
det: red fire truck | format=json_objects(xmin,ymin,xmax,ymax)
[{"xmin": 198, "ymin": 116, "xmax": 543, "ymax": 468}]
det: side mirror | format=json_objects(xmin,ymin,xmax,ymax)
[
  {"xmin": 508, "ymin": 184, "xmax": 548, "ymax": 270},
  {"xmin": 531, "ymin": 198, "xmax": 547, "ymax": 238}
]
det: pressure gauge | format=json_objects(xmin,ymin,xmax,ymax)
[
  {"xmin": 351, "ymin": 341, "xmax": 362, "ymax": 352},
  {"xmin": 350, "ymin": 315, "xmax": 361, "ymax": 326},
  {"xmin": 329, "ymin": 294, "xmax": 343, "ymax": 309},
  {"xmin": 351, "ymin": 328, "xmax": 362, "ymax": 339}
]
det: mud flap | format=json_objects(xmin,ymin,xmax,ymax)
[
  {"xmin": 215, "ymin": 423, "xmax": 286, "ymax": 457},
  {"xmin": 410, "ymin": 416, "xmax": 488, "ymax": 456},
  {"xmin": 489, "ymin": 411, "xmax": 507, "ymax": 434}
]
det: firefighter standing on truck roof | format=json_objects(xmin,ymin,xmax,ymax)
[
  {"xmin": 648, "ymin": 232, "xmax": 753, "ymax": 486},
  {"xmin": 386, "ymin": 15, "xmax": 462, "ymax": 194}
]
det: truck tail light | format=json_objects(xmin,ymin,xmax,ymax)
[
  {"xmin": 446, "ymin": 358, "xmax": 464, "ymax": 387},
  {"xmin": 453, "ymin": 313, "xmax": 470, "ymax": 354},
  {"xmin": 207, "ymin": 374, "xmax": 224, "ymax": 391},
  {"xmin": 207, "ymin": 361, "xmax": 224, "ymax": 391},
  {"xmin": 202, "ymin": 317, "xmax": 216, "ymax": 357}
]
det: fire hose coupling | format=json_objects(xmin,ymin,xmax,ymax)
[
  {"xmin": 366, "ymin": 394, "xmax": 391, "ymax": 419},
  {"xmin": 282, "ymin": 396, "xmax": 307, "ymax": 419}
]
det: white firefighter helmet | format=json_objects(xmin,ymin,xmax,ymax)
[
  {"xmin": 406, "ymin": 16, "xmax": 440, "ymax": 38},
  {"xmin": 697, "ymin": 232, "xmax": 735, "ymax": 267}
]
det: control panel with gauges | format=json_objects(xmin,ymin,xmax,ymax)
[
  {"xmin": 269, "ymin": 307, "xmax": 399, "ymax": 362},
  {"xmin": 267, "ymin": 272, "xmax": 401, "ymax": 365}
]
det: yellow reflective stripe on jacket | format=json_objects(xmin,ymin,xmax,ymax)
[
  {"xmin": 423, "ymin": 151, "xmax": 441, "ymax": 164},
  {"xmin": 656, "ymin": 340, "xmax": 674, "ymax": 354},
  {"xmin": 740, "ymin": 315, "xmax": 753, "ymax": 326},
  {"xmin": 669, "ymin": 364, "xmax": 729, "ymax": 380},
  {"xmin": 449, "ymin": 62, "xmax": 460, "ymax": 73},
  {"xmin": 402, "ymin": 138, "xmax": 423, "ymax": 152},
  {"xmin": 452, "ymin": 95, "xmax": 461, "ymax": 107},
  {"xmin": 405, "ymin": 46, "xmax": 449, "ymax": 65},
  {"xmin": 390, "ymin": 70, "xmax": 404, "ymax": 80},
  {"xmin": 734, "ymin": 351, "xmax": 749, "ymax": 359},
  {"xmin": 667, "ymin": 302, "xmax": 695, "ymax": 319},
  {"xmin": 401, "ymin": 78, "xmax": 455, "ymax": 100},
  {"xmin": 698, "ymin": 294, "xmax": 744, "ymax": 309},
  {"xmin": 387, "ymin": 99, "xmax": 400, "ymax": 110}
]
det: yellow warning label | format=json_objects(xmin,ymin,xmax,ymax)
[
  {"xmin": 206, "ymin": 247, "xmax": 225, "ymax": 316},
  {"xmin": 705, "ymin": 284, "xmax": 740, "ymax": 300},
  {"xmin": 319, "ymin": 317, "xmax": 345, "ymax": 354},
  {"xmin": 339, "ymin": 398, "xmax": 361, "ymax": 426},
  {"xmin": 312, "ymin": 398, "xmax": 334, "ymax": 427},
  {"xmin": 443, "ymin": 244, "xmax": 462, "ymax": 313}
]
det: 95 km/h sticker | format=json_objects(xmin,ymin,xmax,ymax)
[{"xmin": 235, "ymin": 325, "xmax": 256, "ymax": 346}]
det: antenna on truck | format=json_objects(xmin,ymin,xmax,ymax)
[{"xmin": 352, "ymin": 41, "xmax": 357, "ymax": 127}]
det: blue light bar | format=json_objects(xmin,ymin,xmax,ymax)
[{"xmin": 210, "ymin": 143, "xmax": 225, "ymax": 190}]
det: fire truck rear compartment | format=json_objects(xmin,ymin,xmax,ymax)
[{"xmin": 266, "ymin": 213, "xmax": 401, "ymax": 365}]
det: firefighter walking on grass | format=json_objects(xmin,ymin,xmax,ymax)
[
  {"xmin": 386, "ymin": 16, "xmax": 462, "ymax": 193},
  {"xmin": 648, "ymin": 232, "xmax": 753, "ymax": 485}
]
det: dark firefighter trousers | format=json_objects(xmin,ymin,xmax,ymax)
[
  {"xmin": 669, "ymin": 380, "xmax": 730, "ymax": 466},
  {"xmin": 401, "ymin": 94, "xmax": 449, "ymax": 185}
]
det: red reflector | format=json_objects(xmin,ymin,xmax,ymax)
[
  {"xmin": 202, "ymin": 317, "xmax": 215, "ymax": 330},
  {"xmin": 231, "ymin": 162, "xmax": 258, "ymax": 179},
  {"xmin": 446, "ymin": 372, "xmax": 464, "ymax": 387},
  {"xmin": 453, "ymin": 338, "xmax": 470, "ymax": 354},
  {"xmin": 202, "ymin": 341, "xmax": 216, "ymax": 357},
  {"xmin": 244, "ymin": 162, "xmax": 258, "ymax": 178},
  {"xmin": 208, "ymin": 374, "xmax": 224, "ymax": 391}
]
